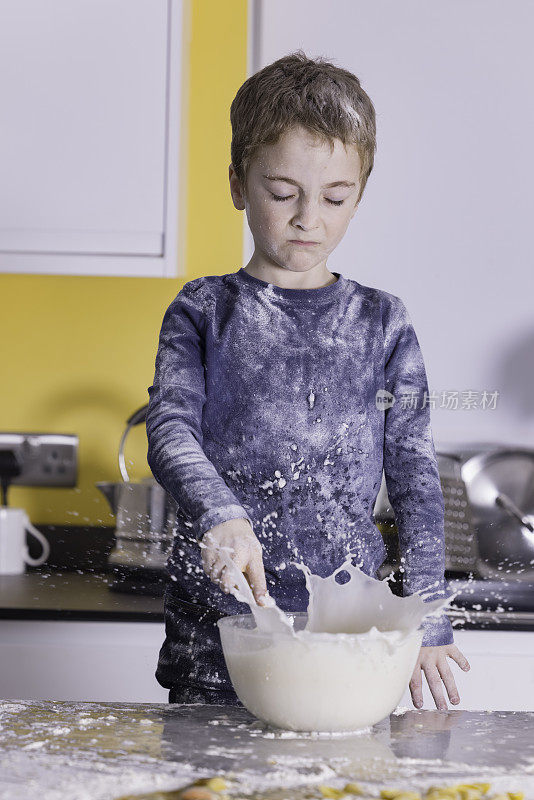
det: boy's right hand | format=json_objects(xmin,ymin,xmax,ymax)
[{"xmin": 200, "ymin": 518, "xmax": 268, "ymax": 605}]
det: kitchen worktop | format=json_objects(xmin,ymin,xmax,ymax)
[
  {"xmin": 1, "ymin": 568, "xmax": 534, "ymax": 631},
  {"xmin": 0, "ymin": 700, "xmax": 532, "ymax": 799},
  {"xmin": 0, "ymin": 569, "xmax": 163, "ymax": 621}
]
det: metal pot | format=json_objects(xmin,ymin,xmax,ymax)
[
  {"xmin": 96, "ymin": 405, "xmax": 177, "ymax": 583},
  {"xmin": 455, "ymin": 446, "xmax": 534, "ymax": 580},
  {"xmin": 375, "ymin": 443, "xmax": 534, "ymax": 581}
]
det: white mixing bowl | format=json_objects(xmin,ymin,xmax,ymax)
[{"xmin": 218, "ymin": 611, "xmax": 423, "ymax": 732}]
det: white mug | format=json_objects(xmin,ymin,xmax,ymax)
[{"xmin": 0, "ymin": 507, "xmax": 50, "ymax": 575}]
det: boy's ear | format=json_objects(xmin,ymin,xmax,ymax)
[{"xmin": 229, "ymin": 163, "xmax": 246, "ymax": 210}]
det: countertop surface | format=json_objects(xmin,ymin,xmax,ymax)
[
  {"xmin": 0, "ymin": 700, "xmax": 532, "ymax": 799},
  {"xmin": 1, "ymin": 569, "xmax": 534, "ymax": 630},
  {"xmin": 0, "ymin": 570, "xmax": 163, "ymax": 622}
]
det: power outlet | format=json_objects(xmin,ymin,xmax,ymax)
[{"xmin": 0, "ymin": 432, "xmax": 78, "ymax": 487}]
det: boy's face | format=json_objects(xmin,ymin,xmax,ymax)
[{"xmin": 229, "ymin": 124, "xmax": 361, "ymax": 277}]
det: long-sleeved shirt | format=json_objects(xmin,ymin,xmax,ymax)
[{"xmin": 146, "ymin": 267, "xmax": 454, "ymax": 647}]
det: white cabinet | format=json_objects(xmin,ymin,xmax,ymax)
[
  {"xmin": 0, "ymin": 0, "xmax": 185, "ymax": 278},
  {"xmin": 1, "ymin": 621, "xmax": 533, "ymax": 709},
  {"xmin": 0, "ymin": 620, "xmax": 168, "ymax": 702}
]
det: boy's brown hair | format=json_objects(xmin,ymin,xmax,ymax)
[{"xmin": 230, "ymin": 49, "xmax": 377, "ymax": 206}]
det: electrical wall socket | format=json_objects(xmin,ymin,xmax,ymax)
[{"xmin": 0, "ymin": 432, "xmax": 78, "ymax": 487}]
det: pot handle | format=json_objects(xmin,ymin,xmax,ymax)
[
  {"xmin": 118, "ymin": 405, "xmax": 148, "ymax": 482},
  {"xmin": 495, "ymin": 493, "xmax": 534, "ymax": 533}
]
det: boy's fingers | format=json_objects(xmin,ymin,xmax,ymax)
[
  {"xmin": 201, "ymin": 549, "xmax": 215, "ymax": 573},
  {"xmin": 208, "ymin": 558, "xmax": 226, "ymax": 585},
  {"xmin": 201, "ymin": 532, "xmax": 217, "ymax": 550},
  {"xmin": 202, "ymin": 548, "xmax": 219, "ymax": 574},
  {"xmin": 448, "ymin": 647, "xmax": 471, "ymax": 671},
  {"xmin": 437, "ymin": 659, "xmax": 460, "ymax": 705},
  {"xmin": 245, "ymin": 558, "xmax": 268, "ymax": 604},
  {"xmin": 422, "ymin": 663, "xmax": 448, "ymax": 710},
  {"xmin": 220, "ymin": 566, "xmax": 236, "ymax": 594},
  {"xmin": 409, "ymin": 665, "xmax": 423, "ymax": 708}
]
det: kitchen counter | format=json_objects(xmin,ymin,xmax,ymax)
[
  {"xmin": 1, "ymin": 568, "xmax": 534, "ymax": 631},
  {"xmin": 0, "ymin": 569, "xmax": 163, "ymax": 622},
  {"xmin": 0, "ymin": 700, "xmax": 532, "ymax": 799}
]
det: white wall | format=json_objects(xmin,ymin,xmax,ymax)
[{"xmin": 245, "ymin": 0, "xmax": 534, "ymax": 449}]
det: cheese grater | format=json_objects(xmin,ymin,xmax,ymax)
[{"xmin": 437, "ymin": 453, "xmax": 479, "ymax": 573}]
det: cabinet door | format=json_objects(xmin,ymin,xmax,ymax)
[
  {"xmin": 0, "ymin": 0, "xmax": 185, "ymax": 278},
  {"xmin": 0, "ymin": 620, "xmax": 169, "ymax": 702}
]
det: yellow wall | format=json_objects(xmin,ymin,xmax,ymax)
[{"xmin": 0, "ymin": 0, "xmax": 248, "ymax": 526}]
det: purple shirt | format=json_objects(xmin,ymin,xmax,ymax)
[{"xmin": 146, "ymin": 267, "xmax": 454, "ymax": 646}]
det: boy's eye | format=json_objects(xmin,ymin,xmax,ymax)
[{"xmin": 270, "ymin": 193, "xmax": 345, "ymax": 206}]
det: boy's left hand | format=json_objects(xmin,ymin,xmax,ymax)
[{"xmin": 410, "ymin": 644, "xmax": 470, "ymax": 710}]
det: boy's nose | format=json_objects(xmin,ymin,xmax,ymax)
[{"xmin": 292, "ymin": 201, "xmax": 320, "ymax": 230}]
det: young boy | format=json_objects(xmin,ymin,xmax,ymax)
[{"xmin": 146, "ymin": 50, "xmax": 470, "ymax": 710}]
